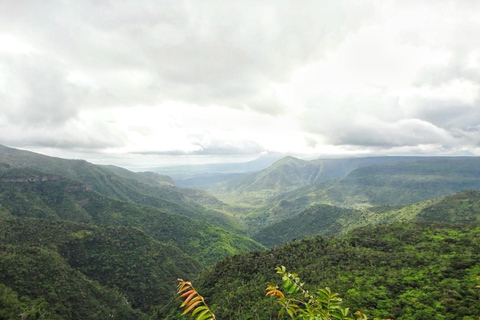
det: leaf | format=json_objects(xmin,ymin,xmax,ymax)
[
  {"xmin": 181, "ymin": 292, "xmax": 199, "ymax": 307},
  {"xmin": 191, "ymin": 305, "xmax": 207, "ymax": 316},
  {"xmin": 183, "ymin": 301, "xmax": 202, "ymax": 315}
]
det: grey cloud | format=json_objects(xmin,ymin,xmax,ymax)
[
  {"xmin": 0, "ymin": 119, "xmax": 127, "ymax": 151},
  {"xmin": 405, "ymin": 98, "xmax": 480, "ymax": 131},
  {"xmin": 0, "ymin": 54, "xmax": 86, "ymax": 127},
  {"xmin": 0, "ymin": 0, "xmax": 375, "ymax": 115}
]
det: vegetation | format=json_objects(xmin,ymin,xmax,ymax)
[
  {"xmin": 177, "ymin": 266, "xmax": 376, "ymax": 320},
  {"xmin": 0, "ymin": 144, "xmax": 242, "ymax": 233},
  {"xmin": 253, "ymin": 190, "xmax": 480, "ymax": 247},
  {"xmin": 0, "ymin": 243, "xmax": 145, "ymax": 319},
  {"xmin": 0, "ymin": 217, "xmax": 200, "ymax": 314},
  {"xmin": 3, "ymin": 145, "xmax": 480, "ymax": 320},
  {"xmin": 207, "ymin": 156, "xmax": 422, "ymax": 207},
  {"xmin": 253, "ymin": 204, "xmax": 367, "ymax": 247},
  {"xmin": 0, "ymin": 168, "xmax": 264, "ymax": 266},
  {"xmin": 165, "ymin": 223, "xmax": 480, "ymax": 319}
]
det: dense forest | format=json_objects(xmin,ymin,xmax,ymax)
[
  {"xmin": 164, "ymin": 223, "xmax": 480, "ymax": 319},
  {"xmin": 2, "ymin": 144, "xmax": 480, "ymax": 319}
]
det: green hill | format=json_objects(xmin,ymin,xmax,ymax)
[
  {"xmin": 283, "ymin": 157, "xmax": 480, "ymax": 207},
  {"xmin": 253, "ymin": 190, "xmax": 480, "ymax": 247},
  {"xmin": 0, "ymin": 217, "xmax": 200, "ymax": 313},
  {"xmin": 0, "ymin": 243, "xmax": 146, "ymax": 320},
  {"xmin": 250, "ymin": 157, "xmax": 480, "ymax": 230},
  {"xmin": 165, "ymin": 223, "xmax": 480, "ymax": 320},
  {"xmin": 0, "ymin": 144, "xmax": 241, "ymax": 233},
  {"xmin": 207, "ymin": 156, "xmax": 422, "ymax": 206},
  {"xmin": 252, "ymin": 204, "xmax": 368, "ymax": 247},
  {"xmin": 0, "ymin": 168, "xmax": 264, "ymax": 266}
]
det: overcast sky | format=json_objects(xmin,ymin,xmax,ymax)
[{"xmin": 1, "ymin": 0, "xmax": 480, "ymax": 169}]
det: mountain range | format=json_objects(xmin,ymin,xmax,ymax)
[{"xmin": 2, "ymin": 144, "xmax": 480, "ymax": 319}]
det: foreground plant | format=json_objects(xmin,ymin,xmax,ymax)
[
  {"xmin": 177, "ymin": 279, "xmax": 216, "ymax": 320},
  {"xmin": 178, "ymin": 267, "xmax": 383, "ymax": 319},
  {"xmin": 266, "ymin": 266, "xmax": 372, "ymax": 320}
]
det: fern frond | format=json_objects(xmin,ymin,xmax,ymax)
[{"xmin": 177, "ymin": 279, "xmax": 216, "ymax": 320}]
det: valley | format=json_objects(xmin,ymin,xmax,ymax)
[{"xmin": 1, "ymin": 144, "xmax": 480, "ymax": 319}]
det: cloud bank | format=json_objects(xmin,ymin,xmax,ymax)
[{"xmin": 0, "ymin": 0, "xmax": 480, "ymax": 164}]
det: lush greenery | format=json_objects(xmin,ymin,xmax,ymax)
[
  {"xmin": 0, "ymin": 144, "xmax": 242, "ymax": 233},
  {"xmin": 0, "ymin": 217, "xmax": 201, "ymax": 316},
  {"xmin": 0, "ymin": 167, "xmax": 264, "ymax": 266},
  {"xmin": 3, "ymin": 145, "xmax": 480, "ymax": 320},
  {"xmin": 165, "ymin": 223, "xmax": 480, "ymax": 319},
  {"xmin": 253, "ymin": 190, "xmax": 480, "ymax": 247},
  {"xmin": 0, "ymin": 243, "xmax": 145, "ymax": 319},
  {"xmin": 177, "ymin": 266, "xmax": 374, "ymax": 320},
  {"xmin": 253, "ymin": 204, "xmax": 366, "ymax": 247},
  {"xmin": 207, "ymin": 156, "xmax": 423, "ymax": 207}
]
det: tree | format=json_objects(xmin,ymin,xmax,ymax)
[{"xmin": 178, "ymin": 266, "xmax": 386, "ymax": 320}]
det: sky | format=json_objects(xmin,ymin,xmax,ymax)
[{"xmin": 1, "ymin": 0, "xmax": 480, "ymax": 169}]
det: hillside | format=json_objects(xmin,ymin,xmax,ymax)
[
  {"xmin": 0, "ymin": 144, "xmax": 241, "ymax": 233},
  {"xmin": 0, "ymin": 167, "xmax": 264, "ymax": 266},
  {"xmin": 207, "ymin": 156, "xmax": 423, "ymax": 206},
  {"xmin": 252, "ymin": 157, "xmax": 480, "ymax": 228},
  {"xmin": 165, "ymin": 223, "xmax": 480, "ymax": 319},
  {"xmin": 0, "ymin": 215, "xmax": 204, "ymax": 318},
  {"xmin": 0, "ymin": 243, "xmax": 146, "ymax": 320},
  {"xmin": 252, "ymin": 204, "xmax": 368, "ymax": 247},
  {"xmin": 253, "ymin": 190, "xmax": 480, "ymax": 247}
]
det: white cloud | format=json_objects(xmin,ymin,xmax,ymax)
[{"xmin": 1, "ymin": 0, "xmax": 480, "ymax": 165}]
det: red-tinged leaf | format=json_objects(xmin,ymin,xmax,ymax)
[
  {"xmin": 178, "ymin": 284, "xmax": 193, "ymax": 294},
  {"xmin": 180, "ymin": 289, "xmax": 196, "ymax": 298},
  {"xmin": 183, "ymin": 301, "xmax": 202, "ymax": 315},
  {"xmin": 180, "ymin": 291, "xmax": 198, "ymax": 307},
  {"xmin": 185, "ymin": 296, "xmax": 202, "ymax": 308}
]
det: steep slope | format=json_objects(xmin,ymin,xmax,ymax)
[
  {"xmin": 208, "ymin": 156, "xmax": 423, "ymax": 205},
  {"xmin": 165, "ymin": 223, "xmax": 480, "ymax": 320},
  {"xmin": 0, "ymin": 168, "xmax": 264, "ymax": 266},
  {"xmin": 0, "ymin": 144, "xmax": 241, "ymax": 232},
  {"xmin": 252, "ymin": 204, "xmax": 368, "ymax": 247},
  {"xmin": 380, "ymin": 189, "xmax": 480, "ymax": 224},
  {"xmin": 0, "ymin": 243, "xmax": 147, "ymax": 320},
  {"xmin": 253, "ymin": 190, "xmax": 480, "ymax": 247},
  {"xmin": 0, "ymin": 217, "xmax": 200, "ymax": 313},
  {"xmin": 278, "ymin": 157, "xmax": 480, "ymax": 209}
]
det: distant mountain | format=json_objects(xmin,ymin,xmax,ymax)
[
  {"xmin": 152, "ymin": 154, "xmax": 284, "ymax": 180},
  {"xmin": 253, "ymin": 190, "xmax": 480, "ymax": 247},
  {"xmin": 0, "ymin": 167, "xmax": 263, "ymax": 266},
  {"xmin": 0, "ymin": 144, "xmax": 241, "ymax": 233},
  {"xmin": 277, "ymin": 157, "xmax": 480, "ymax": 209},
  {"xmin": 207, "ymin": 156, "xmax": 424, "ymax": 205}
]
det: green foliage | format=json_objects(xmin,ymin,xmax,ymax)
[
  {"xmin": 254, "ymin": 190, "xmax": 480, "ymax": 247},
  {"xmin": 1, "ymin": 217, "xmax": 200, "ymax": 315},
  {"xmin": 0, "ymin": 144, "xmax": 243, "ymax": 233},
  {"xmin": 253, "ymin": 204, "xmax": 369, "ymax": 247},
  {"xmin": 177, "ymin": 279, "xmax": 216, "ymax": 320},
  {"xmin": 0, "ymin": 243, "xmax": 145, "ymax": 319},
  {"xmin": 0, "ymin": 168, "xmax": 264, "ymax": 266},
  {"xmin": 170, "ymin": 223, "xmax": 480, "ymax": 319},
  {"xmin": 267, "ymin": 266, "xmax": 372, "ymax": 320},
  {"xmin": 0, "ymin": 283, "xmax": 59, "ymax": 320},
  {"xmin": 175, "ymin": 266, "xmax": 377, "ymax": 320}
]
